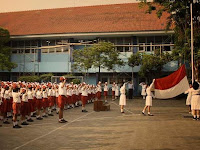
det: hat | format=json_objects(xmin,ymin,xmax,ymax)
[
  {"xmin": 28, "ymin": 84, "xmax": 32, "ymax": 88},
  {"xmin": 60, "ymin": 76, "xmax": 65, "ymax": 81}
]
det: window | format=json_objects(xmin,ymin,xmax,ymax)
[
  {"xmin": 49, "ymin": 48, "xmax": 55, "ymax": 53},
  {"xmin": 25, "ymin": 49, "xmax": 30, "ymax": 53},
  {"xmin": 41, "ymin": 49, "xmax": 48, "ymax": 53},
  {"xmin": 12, "ymin": 49, "xmax": 18, "ymax": 53},
  {"xmin": 12, "ymin": 41, "xmax": 18, "ymax": 47},
  {"xmin": 56, "ymin": 47, "xmax": 62, "ymax": 53}
]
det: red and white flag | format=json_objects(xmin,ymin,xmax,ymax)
[{"xmin": 154, "ymin": 65, "xmax": 189, "ymax": 99}]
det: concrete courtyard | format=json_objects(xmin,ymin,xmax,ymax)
[{"xmin": 0, "ymin": 97, "xmax": 200, "ymax": 150}]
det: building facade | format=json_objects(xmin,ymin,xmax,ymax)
[{"xmin": 0, "ymin": 3, "xmax": 177, "ymax": 95}]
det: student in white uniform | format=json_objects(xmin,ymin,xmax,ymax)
[
  {"xmin": 119, "ymin": 83, "xmax": 126, "ymax": 113},
  {"xmin": 3, "ymin": 84, "xmax": 12, "ymax": 124},
  {"xmin": 191, "ymin": 81, "xmax": 200, "ymax": 120},
  {"xmin": 184, "ymin": 83, "xmax": 193, "ymax": 114},
  {"xmin": 12, "ymin": 84, "xmax": 22, "ymax": 128},
  {"xmin": 112, "ymin": 82, "xmax": 116, "ymax": 101},
  {"xmin": 81, "ymin": 85, "xmax": 88, "ymax": 112},
  {"xmin": 36, "ymin": 85, "xmax": 43, "ymax": 120},
  {"xmin": 58, "ymin": 76, "xmax": 67, "ymax": 123},
  {"xmin": 142, "ymin": 79, "xmax": 155, "ymax": 116},
  {"xmin": 115, "ymin": 83, "xmax": 119, "ymax": 100},
  {"xmin": 104, "ymin": 82, "xmax": 108, "ymax": 103},
  {"xmin": 21, "ymin": 88, "xmax": 29, "ymax": 125},
  {"xmin": 139, "ymin": 82, "xmax": 147, "ymax": 99}
]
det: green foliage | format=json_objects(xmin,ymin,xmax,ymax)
[
  {"xmin": 128, "ymin": 51, "xmax": 172, "ymax": 81},
  {"xmin": 40, "ymin": 73, "xmax": 53, "ymax": 82},
  {"xmin": 73, "ymin": 41, "xmax": 124, "ymax": 72},
  {"xmin": 72, "ymin": 78, "xmax": 81, "ymax": 84},
  {"xmin": 18, "ymin": 76, "xmax": 40, "ymax": 82},
  {"xmin": 128, "ymin": 52, "xmax": 142, "ymax": 67},
  {"xmin": 139, "ymin": 0, "xmax": 200, "ymax": 80},
  {"xmin": 0, "ymin": 27, "xmax": 17, "ymax": 71}
]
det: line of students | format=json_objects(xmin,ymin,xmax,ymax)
[{"xmin": 0, "ymin": 78, "xmax": 101, "ymax": 128}]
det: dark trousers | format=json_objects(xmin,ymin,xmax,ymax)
[{"xmin": 128, "ymin": 89, "xmax": 133, "ymax": 99}]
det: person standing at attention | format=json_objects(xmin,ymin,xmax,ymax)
[
  {"xmin": 104, "ymin": 82, "xmax": 108, "ymax": 103},
  {"xmin": 128, "ymin": 81, "xmax": 134, "ymax": 99},
  {"xmin": 119, "ymin": 82, "xmax": 126, "ymax": 113}
]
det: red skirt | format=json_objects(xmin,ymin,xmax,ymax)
[
  {"xmin": 2, "ymin": 98, "xmax": 12, "ymax": 113},
  {"xmin": 112, "ymin": 91, "xmax": 115, "ymax": 96},
  {"xmin": 104, "ymin": 91, "xmax": 108, "ymax": 96},
  {"xmin": 36, "ymin": 99, "xmax": 42, "ymax": 110},
  {"xmin": 48, "ymin": 96, "xmax": 54, "ymax": 107},
  {"xmin": 56, "ymin": 97, "xmax": 58, "ymax": 105},
  {"xmin": 12, "ymin": 103, "xmax": 21, "ymax": 115},
  {"xmin": 81, "ymin": 95, "xmax": 88, "ymax": 105},
  {"xmin": 58, "ymin": 95, "xmax": 65, "ymax": 109},
  {"xmin": 97, "ymin": 92, "xmax": 101, "ymax": 100},
  {"xmin": 21, "ymin": 101, "xmax": 29, "ymax": 116},
  {"xmin": 72, "ymin": 94, "xmax": 76, "ymax": 103},
  {"xmin": 42, "ymin": 98, "xmax": 49, "ymax": 109}
]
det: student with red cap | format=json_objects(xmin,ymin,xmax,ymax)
[
  {"xmin": 58, "ymin": 76, "xmax": 67, "ymax": 123},
  {"xmin": 12, "ymin": 83, "xmax": 22, "ymax": 128}
]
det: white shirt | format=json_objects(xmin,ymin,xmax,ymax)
[
  {"xmin": 59, "ymin": 82, "xmax": 66, "ymax": 95},
  {"xmin": 22, "ymin": 93, "xmax": 28, "ymax": 102},
  {"xmin": 128, "ymin": 83, "xmax": 133, "ymax": 89},
  {"xmin": 12, "ymin": 92, "xmax": 21, "ymax": 103},
  {"xmin": 27, "ymin": 90, "xmax": 33, "ymax": 99},
  {"xmin": 48, "ymin": 89, "xmax": 53, "ymax": 97},
  {"xmin": 104, "ymin": 85, "xmax": 108, "ymax": 91},
  {"xmin": 42, "ymin": 90, "xmax": 48, "ymax": 98},
  {"xmin": 36, "ymin": 90, "xmax": 42, "ymax": 99},
  {"xmin": 112, "ymin": 85, "xmax": 116, "ymax": 91},
  {"xmin": 81, "ymin": 88, "xmax": 88, "ymax": 96},
  {"xmin": 96, "ymin": 85, "xmax": 102, "ymax": 92},
  {"xmin": 4, "ymin": 90, "xmax": 10, "ymax": 99}
]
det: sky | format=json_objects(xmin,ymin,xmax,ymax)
[{"xmin": 0, "ymin": 0, "xmax": 148, "ymax": 13}]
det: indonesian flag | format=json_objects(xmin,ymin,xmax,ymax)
[{"xmin": 154, "ymin": 65, "xmax": 189, "ymax": 99}]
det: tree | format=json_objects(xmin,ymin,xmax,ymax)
[
  {"xmin": 73, "ymin": 41, "xmax": 124, "ymax": 82},
  {"xmin": 0, "ymin": 27, "xmax": 17, "ymax": 71},
  {"xmin": 128, "ymin": 50, "xmax": 172, "ymax": 83},
  {"xmin": 128, "ymin": 52, "xmax": 142, "ymax": 82},
  {"xmin": 139, "ymin": 0, "xmax": 200, "ymax": 81},
  {"xmin": 40, "ymin": 73, "xmax": 53, "ymax": 82}
]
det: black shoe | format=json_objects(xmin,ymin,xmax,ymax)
[
  {"xmin": 21, "ymin": 122, "xmax": 29, "ymax": 125},
  {"xmin": 27, "ymin": 118, "xmax": 34, "ymax": 122},
  {"xmin": 193, "ymin": 117, "xmax": 197, "ymax": 120},
  {"xmin": 59, "ymin": 120, "xmax": 67, "ymax": 123},
  {"xmin": 48, "ymin": 114, "xmax": 54, "ymax": 116},
  {"xmin": 31, "ymin": 114, "xmax": 36, "ymax": 117},
  {"xmin": 142, "ymin": 112, "xmax": 146, "ymax": 116},
  {"xmin": 3, "ymin": 121, "xmax": 10, "ymax": 124},
  {"xmin": 121, "ymin": 111, "xmax": 125, "ymax": 113},
  {"xmin": 13, "ymin": 125, "xmax": 22, "ymax": 128},
  {"xmin": 61, "ymin": 119, "xmax": 68, "ymax": 123},
  {"xmin": 7, "ymin": 116, "xmax": 13, "ymax": 118},
  {"xmin": 82, "ymin": 110, "xmax": 88, "ymax": 112},
  {"xmin": 36, "ymin": 117, "xmax": 43, "ymax": 120},
  {"xmin": 42, "ymin": 115, "xmax": 48, "ymax": 118},
  {"xmin": 148, "ymin": 114, "xmax": 154, "ymax": 116}
]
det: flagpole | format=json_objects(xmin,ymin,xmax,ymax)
[{"xmin": 190, "ymin": 1, "xmax": 194, "ymax": 83}]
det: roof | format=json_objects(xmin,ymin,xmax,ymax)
[{"xmin": 0, "ymin": 3, "xmax": 169, "ymax": 36}]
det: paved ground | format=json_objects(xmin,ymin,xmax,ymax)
[{"xmin": 0, "ymin": 97, "xmax": 200, "ymax": 150}]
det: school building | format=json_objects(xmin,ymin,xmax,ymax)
[{"xmin": 0, "ymin": 3, "xmax": 177, "ymax": 95}]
